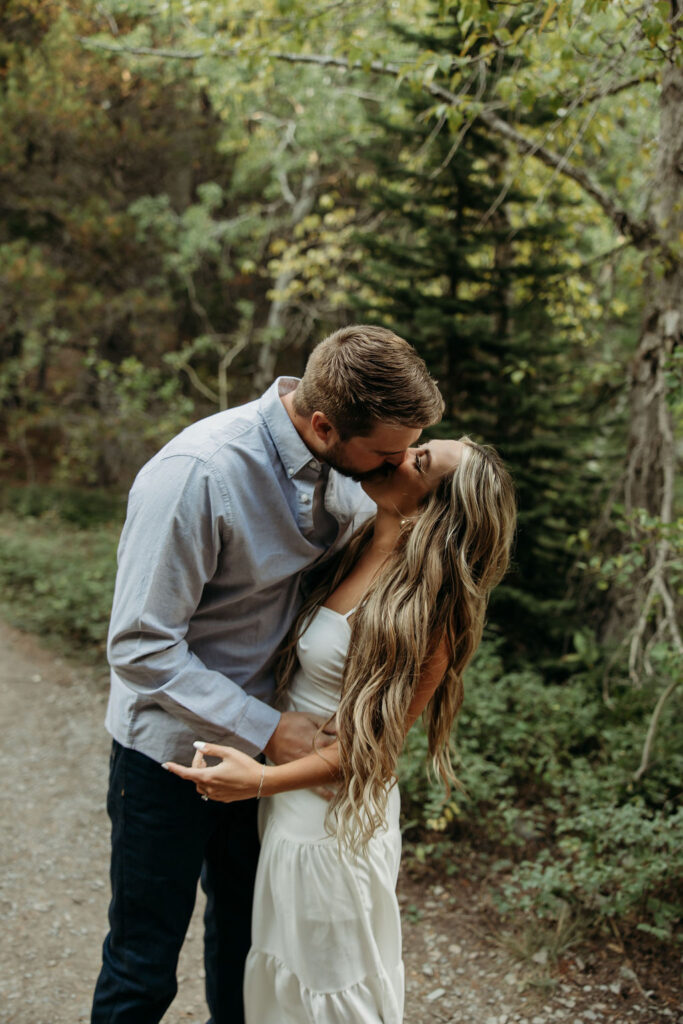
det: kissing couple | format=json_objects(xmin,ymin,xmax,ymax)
[{"xmin": 91, "ymin": 324, "xmax": 515, "ymax": 1024}]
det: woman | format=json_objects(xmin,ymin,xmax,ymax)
[{"xmin": 165, "ymin": 437, "xmax": 516, "ymax": 1023}]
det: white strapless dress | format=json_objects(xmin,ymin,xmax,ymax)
[{"xmin": 243, "ymin": 605, "xmax": 404, "ymax": 1023}]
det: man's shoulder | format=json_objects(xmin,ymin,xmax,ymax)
[
  {"xmin": 161, "ymin": 400, "xmax": 265, "ymax": 462},
  {"xmin": 130, "ymin": 396, "xmax": 274, "ymax": 499}
]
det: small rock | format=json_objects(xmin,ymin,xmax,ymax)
[
  {"xmin": 426, "ymin": 987, "xmax": 446, "ymax": 1002},
  {"xmin": 620, "ymin": 965, "xmax": 638, "ymax": 981},
  {"xmin": 449, "ymin": 943, "xmax": 462, "ymax": 955},
  {"xmin": 531, "ymin": 949, "xmax": 548, "ymax": 965}
]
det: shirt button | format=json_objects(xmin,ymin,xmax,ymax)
[
  {"xmin": 308, "ymin": 459, "xmax": 320, "ymax": 471},
  {"xmin": 300, "ymin": 494, "xmax": 311, "ymax": 504}
]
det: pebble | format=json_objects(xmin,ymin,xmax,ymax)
[{"xmin": 426, "ymin": 988, "xmax": 446, "ymax": 1002}]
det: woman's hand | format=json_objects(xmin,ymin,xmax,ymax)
[{"xmin": 163, "ymin": 742, "xmax": 264, "ymax": 803}]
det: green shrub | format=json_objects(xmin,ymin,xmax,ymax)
[
  {"xmin": 398, "ymin": 639, "xmax": 683, "ymax": 941},
  {"xmin": 0, "ymin": 511, "xmax": 120, "ymax": 651},
  {"xmin": 0, "ymin": 484, "xmax": 127, "ymax": 527}
]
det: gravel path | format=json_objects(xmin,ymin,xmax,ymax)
[{"xmin": 0, "ymin": 619, "xmax": 679, "ymax": 1024}]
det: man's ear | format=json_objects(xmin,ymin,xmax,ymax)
[{"xmin": 310, "ymin": 411, "xmax": 338, "ymax": 446}]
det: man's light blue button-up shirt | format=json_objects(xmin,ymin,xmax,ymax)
[{"xmin": 105, "ymin": 378, "xmax": 375, "ymax": 765}]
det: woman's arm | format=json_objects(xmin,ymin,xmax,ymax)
[
  {"xmin": 163, "ymin": 739, "xmax": 340, "ymax": 801},
  {"xmin": 163, "ymin": 637, "xmax": 450, "ymax": 802},
  {"xmin": 404, "ymin": 636, "xmax": 450, "ymax": 732}
]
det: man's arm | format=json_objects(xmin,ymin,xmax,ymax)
[
  {"xmin": 164, "ymin": 639, "xmax": 450, "ymax": 797},
  {"xmin": 109, "ymin": 455, "xmax": 331, "ymax": 761}
]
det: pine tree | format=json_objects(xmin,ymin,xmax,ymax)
[{"xmin": 351, "ymin": 5, "xmax": 594, "ymax": 656}]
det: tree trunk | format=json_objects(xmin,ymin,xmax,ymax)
[
  {"xmin": 625, "ymin": 60, "xmax": 682, "ymax": 522},
  {"xmin": 251, "ymin": 168, "xmax": 319, "ymax": 396},
  {"xmin": 618, "ymin": 56, "xmax": 682, "ymax": 775}
]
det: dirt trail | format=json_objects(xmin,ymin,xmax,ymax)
[{"xmin": 0, "ymin": 619, "xmax": 678, "ymax": 1024}]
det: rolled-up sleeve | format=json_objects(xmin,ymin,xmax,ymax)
[{"xmin": 107, "ymin": 455, "xmax": 280, "ymax": 756}]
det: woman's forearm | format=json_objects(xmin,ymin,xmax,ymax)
[{"xmin": 262, "ymin": 741, "xmax": 341, "ymax": 796}]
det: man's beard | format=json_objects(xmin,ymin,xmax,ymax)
[{"xmin": 321, "ymin": 442, "xmax": 396, "ymax": 483}]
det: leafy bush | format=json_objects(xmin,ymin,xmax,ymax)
[
  {"xmin": 0, "ymin": 511, "xmax": 120, "ymax": 650},
  {"xmin": 399, "ymin": 640, "xmax": 683, "ymax": 942},
  {"xmin": 0, "ymin": 484, "xmax": 127, "ymax": 528}
]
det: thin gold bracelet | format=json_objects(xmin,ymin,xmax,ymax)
[{"xmin": 256, "ymin": 762, "xmax": 266, "ymax": 800}]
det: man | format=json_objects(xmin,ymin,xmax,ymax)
[{"xmin": 91, "ymin": 324, "xmax": 444, "ymax": 1024}]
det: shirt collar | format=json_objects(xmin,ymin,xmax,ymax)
[{"xmin": 259, "ymin": 377, "xmax": 323, "ymax": 479}]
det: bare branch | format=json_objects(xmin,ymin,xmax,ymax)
[
  {"xmin": 78, "ymin": 38, "xmax": 205, "ymax": 59},
  {"xmin": 473, "ymin": 107, "xmax": 656, "ymax": 246},
  {"xmin": 267, "ymin": 53, "xmax": 658, "ymax": 248},
  {"xmin": 178, "ymin": 361, "xmax": 219, "ymax": 404},
  {"xmin": 578, "ymin": 72, "xmax": 658, "ymax": 104},
  {"xmin": 77, "ymin": 40, "xmax": 658, "ymax": 246},
  {"xmin": 633, "ymin": 673, "xmax": 681, "ymax": 781},
  {"xmin": 218, "ymin": 335, "xmax": 251, "ymax": 410}
]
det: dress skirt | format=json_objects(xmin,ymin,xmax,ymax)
[{"xmin": 243, "ymin": 783, "xmax": 404, "ymax": 1024}]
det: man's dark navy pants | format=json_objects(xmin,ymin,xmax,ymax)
[{"xmin": 91, "ymin": 741, "xmax": 260, "ymax": 1024}]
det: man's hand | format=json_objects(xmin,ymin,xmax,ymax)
[{"xmin": 264, "ymin": 710, "xmax": 336, "ymax": 765}]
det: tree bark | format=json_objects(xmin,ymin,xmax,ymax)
[
  {"xmin": 251, "ymin": 168, "xmax": 319, "ymax": 396},
  {"xmin": 626, "ymin": 60, "xmax": 682, "ymax": 521},
  {"xmin": 623, "ymin": 55, "xmax": 682, "ymax": 773}
]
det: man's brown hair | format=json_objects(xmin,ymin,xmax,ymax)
[{"xmin": 293, "ymin": 325, "xmax": 444, "ymax": 439}]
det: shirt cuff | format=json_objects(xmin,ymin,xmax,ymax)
[{"xmin": 230, "ymin": 695, "xmax": 281, "ymax": 757}]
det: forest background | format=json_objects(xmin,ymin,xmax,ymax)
[{"xmin": 0, "ymin": 0, "xmax": 681, "ymax": 963}]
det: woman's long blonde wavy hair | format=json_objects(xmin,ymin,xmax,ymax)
[{"xmin": 275, "ymin": 438, "xmax": 516, "ymax": 852}]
